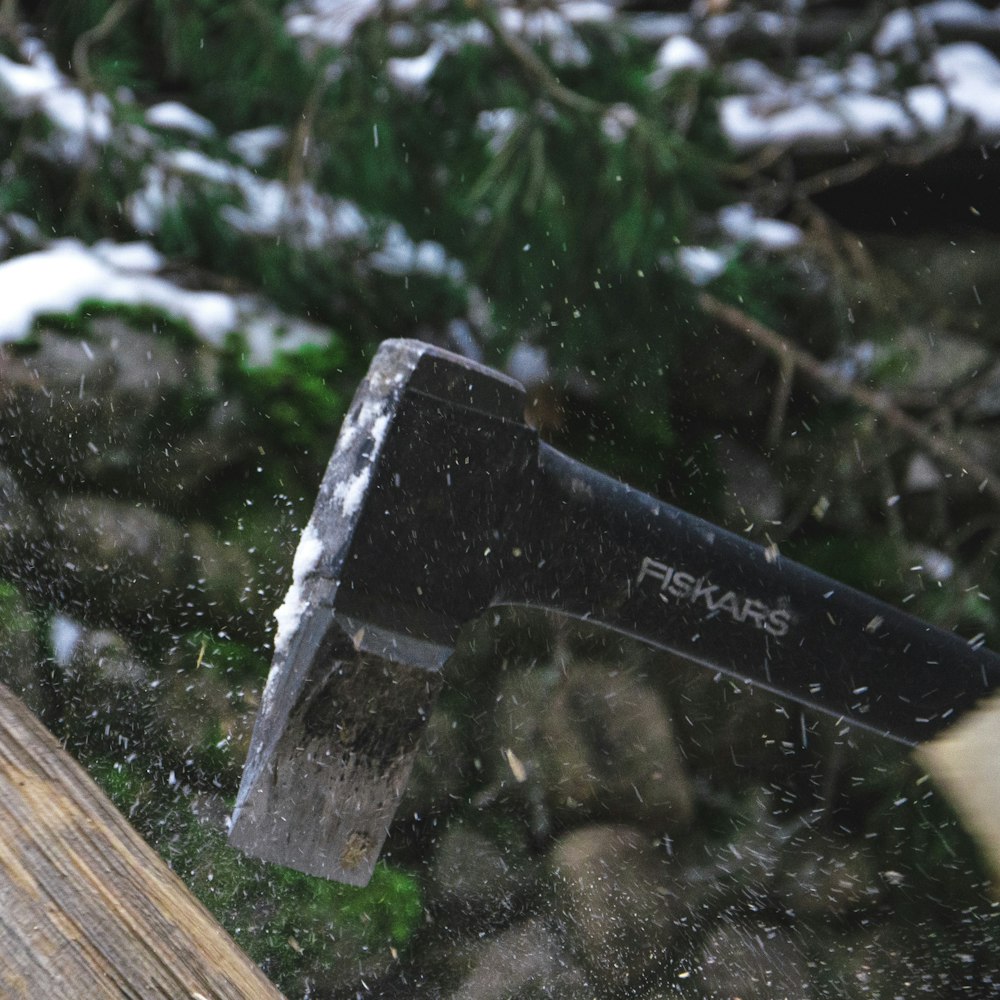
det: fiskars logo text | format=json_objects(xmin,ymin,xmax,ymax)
[{"xmin": 637, "ymin": 557, "xmax": 791, "ymax": 637}]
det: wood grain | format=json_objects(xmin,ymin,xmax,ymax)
[{"xmin": 0, "ymin": 682, "xmax": 283, "ymax": 999}]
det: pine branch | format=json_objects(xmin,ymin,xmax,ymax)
[{"xmin": 699, "ymin": 293, "xmax": 1000, "ymax": 506}]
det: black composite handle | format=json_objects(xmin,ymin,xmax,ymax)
[{"xmin": 501, "ymin": 444, "xmax": 1000, "ymax": 746}]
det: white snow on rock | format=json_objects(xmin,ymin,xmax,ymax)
[
  {"xmin": 0, "ymin": 240, "xmax": 232, "ymax": 345},
  {"xmin": 0, "ymin": 239, "xmax": 329, "ymax": 363},
  {"xmin": 932, "ymin": 42, "xmax": 1000, "ymax": 138},
  {"xmin": 507, "ymin": 343, "xmax": 550, "ymax": 388},
  {"xmin": 271, "ymin": 520, "xmax": 324, "ymax": 659},
  {"xmin": 873, "ymin": 8, "xmax": 918, "ymax": 57},
  {"xmin": 145, "ymin": 101, "xmax": 216, "ymax": 138},
  {"xmin": 561, "ymin": 2, "xmax": 616, "ymax": 25},
  {"xmin": 369, "ymin": 222, "xmax": 465, "ymax": 282},
  {"xmin": 285, "ymin": 0, "xmax": 382, "ymax": 48}
]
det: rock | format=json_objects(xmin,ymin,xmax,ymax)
[
  {"xmin": 426, "ymin": 821, "xmax": 537, "ymax": 933},
  {"xmin": 0, "ymin": 319, "xmax": 218, "ymax": 494},
  {"xmin": 0, "ymin": 463, "xmax": 43, "ymax": 573},
  {"xmin": 0, "ymin": 581, "xmax": 45, "ymax": 714},
  {"xmin": 153, "ymin": 659, "xmax": 248, "ymax": 764},
  {"xmin": 665, "ymin": 656, "xmax": 800, "ymax": 789},
  {"xmin": 866, "ymin": 234, "xmax": 1000, "ymax": 338},
  {"xmin": 771, "ymin": 829, "xmax": 881, "ymax": 919},
  {"xmin": 549, "ymin": 824, "xmax": 687, "ymax": 992},
  {"xmin": 696, "ymin": 923, "xmax": 813, "ymax": 999},
  {"xmin": 448, "ymin": 917, "xmax": 590, "ymax": 1000},
  {"xmin": 184, "ymin": 522, "xmax": 255, "ymax": 620},
  {"xmin": 496, "ymin": 661, "xmax": 694, "ymax": 833},
  {"xmin": 55, "ymin": 623, "xmax": 150, "ymax": 735},
  {"xmin": 893, "ymin": 326, "xmax": 990, "ymax": 395},
  {"xmin": 397, "ymin": 702, "xmax": 473, "ymax": 822},
  {"xmin": 714, "ymin": 434, "xmax": 784, "ymax": 530},
  {"xmin": 40, "ymin": 496, "xmax": 255, "ymax": 631},
  {"xmin": 45, "ymin": 495, "xmax": 188, "ymax": 620}
]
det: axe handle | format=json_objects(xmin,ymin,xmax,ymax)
[{"xmin": 500, "ymin": 444, "xmax": 1000, "ymax": 745}]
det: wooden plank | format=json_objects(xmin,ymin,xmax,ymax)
[{"xmin": 0, "ymin": 682, "xmax": 283, "ymax": 1000}]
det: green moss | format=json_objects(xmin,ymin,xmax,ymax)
[
  {"xmin": 222, "ymin": 337, "xmax": 350, "ymax": 462},
  {"xmin": 32, "ymin": 299, "xmax": 201, "ymax": 349},
  {"xmin": 177, "ymin": 630, "xmax": 269, "ymax": 683},
  {"xmin": 162, "ymin": 812, "xmax": 423, "ymax": 990},
  {"xmin": 89, "ymin": 758, "xmax": 155, "ymax": 820}
]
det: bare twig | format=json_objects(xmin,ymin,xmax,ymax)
[{"xmin": 699, "ymin": 293, "xmax": 1000, "ymax": 506}]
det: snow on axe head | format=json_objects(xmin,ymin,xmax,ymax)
[{"xmin": 228, "ymin": 339, "xmax": 533, "ymax": 886}]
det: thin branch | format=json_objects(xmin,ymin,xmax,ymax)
[
  {"xmin": 476, "ymin": 0, "xmax": 603, "ymax": 116},
  {"xmin": 71, "ymin": 0, "xmax": 135, "ymax": 93},
  {"xmin": 286, "ymin": 67, "xmax": 330, "ymax": 191},
  {"xmin": 794, "ymin": 153, "xmax": 883, "ymax": 200},
  {"xmin": 699, "ymin": 293, "xmax": 1000, "ymax": 506}
]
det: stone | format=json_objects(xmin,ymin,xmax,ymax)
[
  {"xmin": 697, "ymin": 922, "xmax": 814, "ymax": 999},
  {"xmin": 55, "ymin": 624, "xmax": 150, "ymax": 737},
  {"xmin": 45, "ymin": 495, "xmax": 188, "ymax": 621},
  {"xmin": 184, "ymin": 522, "xmax": 255, "ymax": 620},
  {"xmin": 448, "ymin": 917, "xmax": 590, "ymax": 1000},
  {"xmin": 496, "ymin": 661, "xmax": 694, "ymax": 833},
  {"xmin": 0, "ymin": 463, "xmax": 43, "ymax": 573},
  {"xmin": 771, "ymin": 829, "xmax": 881, "ymax": 919},
  {"xmin": 426, "ymin": 821, "xmax": 538, "ymax": 933},
  {"xmin": 0, "ymin": 320, "xmax": 213, "ymax": 490},
  {"xmin": 549, "ymin": 824, "xmax": 687, "ymax": 992},
  {"xmin": 397, "ymin": 702, "xmax": 472, "ymax": 822},
  {"xmin": 153, "ymin": 662, "xmax": 243, "ymax": 759},
  {"xmin": 0, "ymin": 581, "xmax": 45, "ymax": 714}
]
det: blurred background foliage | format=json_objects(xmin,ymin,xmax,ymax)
[{"xmin": 4, "ymin": 0, "xmax": 1000, "ymax": 995}]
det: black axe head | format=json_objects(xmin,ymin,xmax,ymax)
[{"xmin": 229, "ymin": 339, "xmax": 534, "ymax": 885}]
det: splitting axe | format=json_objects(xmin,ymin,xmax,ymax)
[{"xmin": 229, "ymin": 339, "xmax": 1000, "ymax": 886}]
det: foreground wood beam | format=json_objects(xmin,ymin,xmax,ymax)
[{"xmin": 0, "ymin": 682, "xmax": 283, "ymax": 1000}]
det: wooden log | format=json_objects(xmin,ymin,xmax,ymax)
[{"xmin": 0, "ymin": 682, "xmax": 283, "ymax": 1000}]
